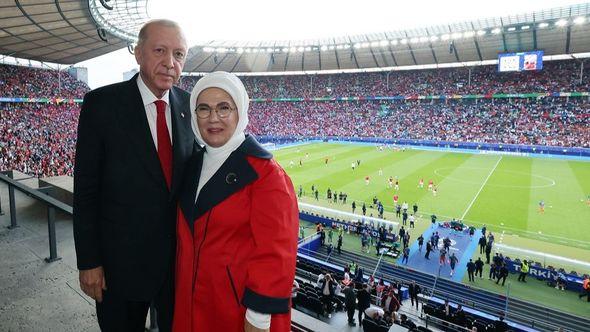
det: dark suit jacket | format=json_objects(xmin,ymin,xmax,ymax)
[{"xmin": 73, "ymin": 74, "xmax": 197, "ymax": 300}]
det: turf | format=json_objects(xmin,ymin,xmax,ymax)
[{"xmin": 276, "ymin": 143, "xmax": 590, "ymax": 250}]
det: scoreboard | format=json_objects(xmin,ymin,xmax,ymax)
[{"xmin": 498, "ymin": 51, "xmax": 544, "ymax": 72}]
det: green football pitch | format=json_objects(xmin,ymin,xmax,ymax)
[{"xmin": 273, "ymin": 143, "xmax": 590, "ymax": 262}]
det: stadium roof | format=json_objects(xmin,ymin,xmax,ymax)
[
  {"xmin": 1, "ymin": 2, "xmax": 590, "ymax": 71},
  {"xmin": 0, "ymin": 0, "xmax": 148, "ymax": 64},
  {"xmin": 184, "ymin": 3, "xmax": 590, "ymax": 72}
]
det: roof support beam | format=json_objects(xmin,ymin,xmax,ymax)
[
  {"xmin": 301, "ymin": 50, "xmax": 305, "ymax": 71},
  {"xmin": 425, "ymin": 29, "xmax": 438, "ymax": 64},
  {"xmin": 283, "ymin": 47, "xmax": 290, "ymax": 71},
  {"xmin": 230, "ymin": 53, "xmax": 243, "ymax": 72},
  {"xmin": 368, "ymin": 45, "xmax": 380, "ymax": 67},
  {"xmin": 500, "ymin": 18, "xmax": 508, "ymax": 52},
  {"xmin": 190, "ymin": 53, "xmax": 214, "ymax": 72},
  {"xmin": 565, "ymin": 25, "xmax": 572, "ymax": 54},
  {"xmin": 405, "ymin": 32, "xmax": 418, "ymax": 65},
  {"xmin": 211, "ymin": 53, "xmax": 229, "ymax": 71},
  {"xmin": 348, "ymin": 37, "xmax": 360, "ymax": 69},
  {"xmin": 387, "ymin": 45, "xmax": 398, "ymax": 66},
  {"xmin": 470, "ymin": 23, "xmax": 483, "ymax": 61}
]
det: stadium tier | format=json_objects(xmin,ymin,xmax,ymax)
[
  {"xmin": 179, "ymin": 60, "xmax": 590, "ymax": 98},
  {"xmin": 1, "ymin": 61, "xmax": 589, "ymax": 178}
]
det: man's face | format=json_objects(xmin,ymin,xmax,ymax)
[{"xmin": 135, "ymin": 24, "xmax": 187, "ymax": 98}]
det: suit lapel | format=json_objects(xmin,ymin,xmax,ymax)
[
  {"xmin": 179, "ymin": 145, "xmax": 203, "ymax": 225},
  {"xmin": 114, "ymin": 75, "xmax": 167, "ymax": 190},
  {"xmin": 169, "ymin": 87, "xmax": 194, "ymax": 197}
]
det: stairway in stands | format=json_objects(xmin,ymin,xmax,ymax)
[{"xmin": 301, "ymin": 245, "xmax": 590, "ymax": 332}]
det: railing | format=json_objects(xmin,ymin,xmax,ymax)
[
  {"xmin": 423, "ymin": 314, "xmax": 473, "ymax": 332},
  {"xmin": 0, "ymin": 171, "xmax": 71, "ymax": 262},
  {"xmin": 296, "ymin": 246, "xmax": 570, "ymax": 331}
]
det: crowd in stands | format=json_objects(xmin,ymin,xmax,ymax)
[
  {"xmin": 1, "ymin": 60, "xmax": 589, "ymax": 178},
  {"xmin": 0, "ymin": 102, "xmax": 79, "ymax": 177},
  {"xmin": 0, "ymin": 64, "xmax": 89, "ymax": 99},
  {"xmin": 179, "ymin": 60, "xmax": 589, "ymax": 98},
  {"xmin": 248, "ymin": 99, "xmax": 590, "ymax": 148}
]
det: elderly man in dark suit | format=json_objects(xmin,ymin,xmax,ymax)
[{"xmin": 73, "ymin": 19, "xmax": 196, "ymax": 331}]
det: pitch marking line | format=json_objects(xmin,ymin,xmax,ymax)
[{"xmin": 460, "ymin": 156, "xmax": 502, "ymax": 220}]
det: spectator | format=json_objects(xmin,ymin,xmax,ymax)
[
  {"xmin": 408, "ymin": 281, "xmax": 421, "ymax": 310},
  {"xmin": 494, "ymin": 315, "xmax": 509, "ymax": 332},
  {"xmin": 342, "ymin": 281, "xmax": 357, "ymax": 326},
  {"xmin": 356, "ymin": 283, "xmax": 372, "ymax": 324}
]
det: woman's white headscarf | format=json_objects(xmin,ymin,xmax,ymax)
[{"xmin": 190, "ymin": 71, "xmax": 250, "ymax": 200}]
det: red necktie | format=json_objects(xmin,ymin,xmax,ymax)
[{"xmin": 154, "ymin": 100, "xmax": 172, "ymax": 189}]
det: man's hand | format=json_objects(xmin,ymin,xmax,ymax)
[
  {"xmin": 79, "ymin": 266, "xmax": 107, "ymax": 303},
  {"xmin": 244, "ymin": 319, "xmax": 269, "ymax": 332}
]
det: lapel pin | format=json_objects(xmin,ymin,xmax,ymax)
[
  {"xmin": 225, "ymin": 173, "xmax": 237, "ymax": 184},
  {"xmin": 181, "ymin": 112, "xmax": 185, "ymax": 118}
]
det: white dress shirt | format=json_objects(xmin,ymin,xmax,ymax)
[{"xmin": 136, "ymin": 75, "xmax": 173, "ymax": 149}]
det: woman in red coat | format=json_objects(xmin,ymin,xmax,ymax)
[{"xmin": 173, "ymin": 71, "xmax": 299, "ymax": 332}]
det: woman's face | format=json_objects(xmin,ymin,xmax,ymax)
[{"xmin": 195, "ymin": 87, "xmax": 239, "ymax": 148}]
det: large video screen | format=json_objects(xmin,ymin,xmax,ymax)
[{"xmin": 498, "ymin": 51, "xmax": 544, "ymax": 72}]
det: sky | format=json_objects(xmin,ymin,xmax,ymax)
[{"xmin": 77, "ymin": 0, "xmax": 589, "ymax": 88}]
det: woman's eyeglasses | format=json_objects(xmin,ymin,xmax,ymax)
[{"xmin": 195, "ymin": 103, "xmax": 235, "ymax": 119}]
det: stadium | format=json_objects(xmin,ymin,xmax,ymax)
[{"xmin": 0, "ymin": 0, "xmax": 589, "ymax": 331}]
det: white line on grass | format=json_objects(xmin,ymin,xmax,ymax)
[
  {"xmin": 494, "ymin": 243, "xmax": 590, "ymax": 268},
  {"xmin": 460, "ymin": 156, "xmax": 502, "ymax": 220}
]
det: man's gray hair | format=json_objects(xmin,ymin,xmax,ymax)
[{"xmin": 136, "ymin": 19, "xmax": 185, "ymax": 48}]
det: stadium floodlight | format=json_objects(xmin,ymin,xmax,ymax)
[
  {"xmin": 521, "ymin": 25, "xmax": 530, "ymax": 30},
  {"xmin": 556, "ymin": 19, "xmax": 568, "ymax": 27},
  {"xmin": 305, "ymin": 46, "xmax": 312, "ymax": 51},
  {"xmin": 361, "ymin": 42, "xmax": 370, "ymax": 48},
  {"xmin": 491, "ymin": 27, "xmax": 502, "ymax": 34},
  {"xmin": 400, "ymin": 38, "xmax": 408, "ymax": 44},
  {"xmin": 476, "ymin": 30, "xmax": 486, "ymax": 36},
  {"xmin": 430, "ymin": 36, "xmax": 438, "ymax": 42},
  {"xmin": 574, "ymin": 16, "xmax": 586, "ymax": 25},
  {"xmin": 328, "ymin": 45, "xmax": 335, "ymax": 50},
  {"xmin": 354, "ymin": 43, "xmax": 361, "ymax": 49},
  {"xmin": 203, "ymin": 47, "xmax": 214, "ymax": 52},
  {"xmin": 237, "ymin": 47, "xmax": 244, "ymax": 54},
  {"xmin": 507, "ymin": 27, "xmax": 516, "ymax": 32},
  {"xmin": 538, "ymin": 22, "xmax": 549, "ymax": 28},
  {"xmin": 252, "ymin": 48, "xmax": 259, "ymax": 53},
  {"xmin": 297, "ymin": 46, "xmax": 305, "ymax": 52},
  {"xmin": 419, "ymin": 36, "xmax": 429, "ymax": 43},
  {"xmin": 410, "ymin": 37, "xmax": 420, "ymax": 43},
  {"xmin": 289, "ymin": 47, "xmax": 296, "ymax": 52},
  {"xmin": 463, "ymin": 31, "xmax": 475, "ymax": 38},
  {"xmin": 216, "ymin": 47, "xmax": 227, "ymax": 53},
  {"xmin": 266, "ymin": 48, "xmax": 273, "ymax": 53},
  {"xmin": 320, "ymin": 45, "xmax": 328, "ymax": 51},
  {"xmin": 390, "ymin": 40, "xmax": 398, "ymax": 45},
  {"xmin": 370, "ymin": 41, "xmax": 380, "ymax": 47},
  {"xmin": 379, "ymin": 40, "xmax": 389, "ymax": 47},
  {"xmin": 451, "ymin": 32, "xmax": 463, "ymax": 39},
  {"xmin": 440, "ymin": 34, "xmax": 450, "ymax": 41},
  {"xmin": 282, "ymin": 47, "xmax": 289, "ymax": 52},
  {"xmin": 245, "ymin": 48, "xmax": 251, "ymax": 53}
]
